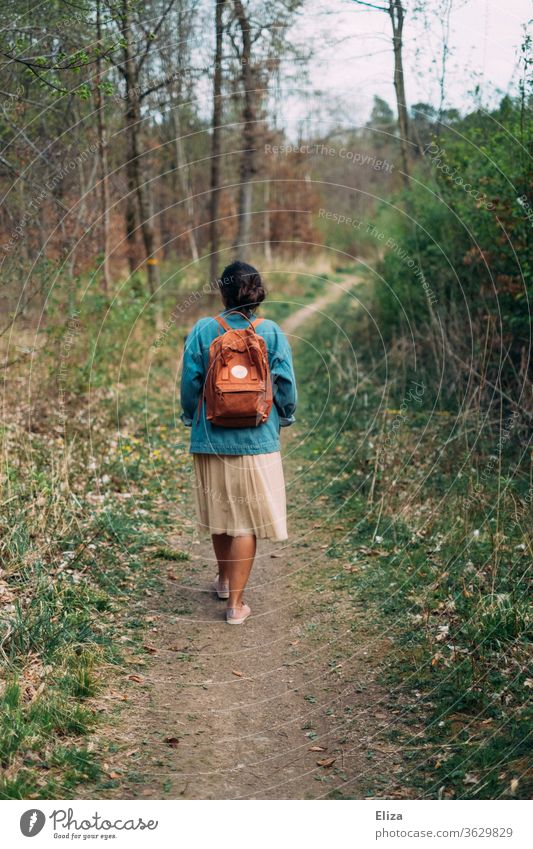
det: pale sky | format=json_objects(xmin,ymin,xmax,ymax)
[{"xmin": 279, "ymin": 0, "xmax": 531, "ymax": 136}]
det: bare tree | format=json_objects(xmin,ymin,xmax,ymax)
[
  {"xmin": 120, "ymin": 0, "xmax": 160, "ymax": 292},
  {"xmin": 209, "ymin": 0, "xmax": 226, "ymax": 282},
  {"xmin": 228, "ymin": 1, "xmax": 301, "ymax": 258},
  {"xmin": 95, "ymin": 0, "xmax": 111, "ymax": 293},
  {"xmin": 232, "ymin": 0, "xmax": 256, "ymax": 257},
  {"xmin": 160, "ymin": 0, "xmax": 200, "ymax": 263},
  {"xmin": 352, "ymin": 0, "xmax": 410, "ymax": 186},
  {"xmin": 263, "ymin": 180, "xmax": 272, "ymax": 262},
  {"xmin": 390, "ymin": 1, "xmax": 409, "ymax": 183},
  {"xmin": 112, "ymin": 0, "xmax": 179, "ymax": 292}
]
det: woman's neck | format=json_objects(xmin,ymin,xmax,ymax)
[{"xmin": 222, "ymin": 307, "xmax": 253, "ymax": 317}]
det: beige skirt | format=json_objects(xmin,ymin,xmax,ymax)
[{"xmin": 192, "ymin": 451, "xmax": 287, "ymax": 541}]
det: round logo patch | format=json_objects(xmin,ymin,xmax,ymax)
[
  {"xmin": 20, "ymin": 810, "xmax": 46, "ymax": 837},
  {"xmin": 231, "ymin": 365, "xmax": 248, "ymax": 379}
]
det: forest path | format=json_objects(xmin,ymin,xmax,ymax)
[
  {"xmin": 83, "ymin": 275, "xmax": 407, "ymax": 800},
  {"xmin": 281, "ymin": 276, "xmax": 359, "ymax": 335}
]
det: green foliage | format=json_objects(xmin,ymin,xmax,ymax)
[
  {"xmin": 293, "ymin": 293, "xmax": 532, "ymax": 800},
  {"xmin": 371, "ymin": 95, "xmax": 532, "ymax": 408},
  {"xmin": 0, "ymin": 678, "xmax": 101, "ymax": 799}
]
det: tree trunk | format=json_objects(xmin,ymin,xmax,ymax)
[
  {"xmin": 389, "ymin": 0, "xmax": 410, "ymax": 188},
  {"xmin": 264, "ymin": 180, "xmax": 272, "ymax": 263},
  {"xmin": 125, "ymin": 167, "xmax": 138, "ymax": 276},
  {"xmin": 122, "ymin": 0, "xmax": 160, "ymax": 294},
  {"xmin": 164, "ymin": 3, "xmax": 199, "ymax": 263},
  {"xmin": 209, "ymin": 0, "xmax": 225, "ymax": 284},
  {"xmin": 95, "ymin": 0, "xmax": 111, "ymax": 294},
  {"xmin": 172, "ymin": 109, "xmax": 199, "ymax": 262},
  {"xmin": 234, "ymin": 0, "xmax": 255, "ymax": 257}
]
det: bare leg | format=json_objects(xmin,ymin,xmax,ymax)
[
  {"xmin": 211, "ymin": 532, "xmax": 256, "ymax": 609},
  {"xmin": 211, "ymin": 533, "xmax": 232, "ymax": 583},
  {"xmin": 226, "ymin": 534, "xmax": 256, "ymax": 609}
]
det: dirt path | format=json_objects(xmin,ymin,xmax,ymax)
[
  {"xmin": 281, "ymin": 277, "xmax": 359, "ymax": 336},
  {"xmin": 83, "ymin": 278, "xmax": 409, "ymax": 800}
]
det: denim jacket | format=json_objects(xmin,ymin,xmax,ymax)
[{"xmin": 180, "ymin": 310, "xmax": 297, "ymax": 455}]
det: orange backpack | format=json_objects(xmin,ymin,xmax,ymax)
[{"xmin": 197, "ymin": 312, "xmax": 273, "ymax": 428}]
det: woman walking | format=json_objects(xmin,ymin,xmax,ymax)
[{"xmin": 180, "ymin": 261, "xmax": 297, "ymax": 625}]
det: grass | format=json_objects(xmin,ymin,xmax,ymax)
[
  {"xmin": 3, "ymin": 260, "xmax": 529, "ymax": 799},
  {"xmin": 0, "ymin": 360, "xmax": 181, "ymax": 797},
  {"xmin": 0, "ymin": 260, "xmax": 335, "ymax": 798},
  {"xmin": 291, "ymin": 285, "xmax": 532, "ymax": 800},
  {"xmin": 0, "ymin": 456, "xmax": 166, "ymax": 798}
]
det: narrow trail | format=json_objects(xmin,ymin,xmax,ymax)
[
  {"xmin": 84, "ymin": 277, "xmax": 409, "ymax": 800},
  {"xmin": 281, "ymin": 278, "xmax": 359, "ymax": 335}
]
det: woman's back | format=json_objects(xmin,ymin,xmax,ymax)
[{"xmin": 180, "ymin": 310, "xmax": 297, "ymax": 456}]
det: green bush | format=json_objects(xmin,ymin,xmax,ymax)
[{"xmin": 372, "ymin": 95, "xmax": 532, "ymax": 411}]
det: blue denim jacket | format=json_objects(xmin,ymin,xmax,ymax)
[{"xmin": 180, "ymin": 310, "xmax": 297, "ymax": 455}]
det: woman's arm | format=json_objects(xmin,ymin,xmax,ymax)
[
  {"xmin": 180, "ymin": 326, "xmax": 205, "ymax": 426},
  {"xmin": 270, "ymin": 327, "xmax": 297, "ymax": 426}
]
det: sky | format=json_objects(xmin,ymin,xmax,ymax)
[{"xmin": 280, "ymin": 0, "xmax": 531, "ymax": 137}]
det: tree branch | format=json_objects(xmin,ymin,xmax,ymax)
[
  {"xmin": 137, "ymin": 0, "xmax": 178, "ymax": 72},
  {"xmin": 351, "ymin": 0, "xmax": 388, "ymax": 11}
]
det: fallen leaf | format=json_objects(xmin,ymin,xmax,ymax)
[
  {"xmin": 317, "ymin": 757, "xmax": 336, "ymax": 768},
  {"xmin": 165, "ymin": 737, "xmax": 180, "ymax": 748},
  {"xmin": 510, "ymin": 778, "xmax": 519, "ymax": 794},
  {"xmin": 108, "ymin": 690, "xmax": 128, "ymax": 701},
  {"xmin": 232, "ymin": 670, "xmax": 243, "ymax": 677},
  {"xmin": 128, "ymin": 674, "xmax": 144, "ymax": 684},
  {"xmin": 270, "ymin": 553, "xmax": 283, "ymax": 559},
  {"xmin": 464, "ymin": 772, "xmax": 479, "ymax": 784},
  {"xmin": 309, "ymin": 745, "xmax": 327, "ymax": 752},
  {"xmin": 167, "ymin": 572, "xmax": 178, "ymax": 581},
  {"xmin": 143, "ymin": 645, "xmax": 157, "ymax": 655},
  {"xmin": 108, "ymin": 771, "xmax": 121, "ymax": 779}
]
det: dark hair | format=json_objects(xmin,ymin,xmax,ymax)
[{"xmin": 218, "ymin": 261, "xmax": 266, "ymax": 314}]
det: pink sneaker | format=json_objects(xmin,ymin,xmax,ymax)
[
  {"xmin": 212, "ymin": 577, "xmax": 229, "ymax": 599},
  {"xmin": 226, "ymin": 603, "xmax": 251, "ymax": 625}
]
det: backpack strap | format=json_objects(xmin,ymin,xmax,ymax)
[
  {"xmin": 215, "ymin": 315, "xmax": 231, "ymax": 333},
  {"xmin": 218, "ymin": 310, "xmax": 262, "ymax": 331}
]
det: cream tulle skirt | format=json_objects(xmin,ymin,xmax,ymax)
[{"xmin": 192, "ymin": 451, "xmax": 287, "ymax": 541}]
